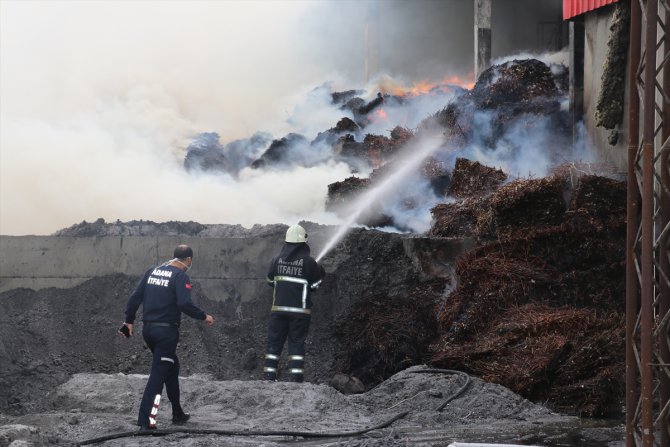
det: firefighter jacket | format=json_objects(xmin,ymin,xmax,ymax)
[
  {"xmin": 124, "ymin": 264, "xmax": 206, "ymax": 326},
  {"xmin": 266, "ymin": 242, "xmax": 325, "ymax": 318}
]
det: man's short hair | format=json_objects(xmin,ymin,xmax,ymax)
[{"xmin": 174, "ymin": 245, "xmax": 193, "ymax": 260}]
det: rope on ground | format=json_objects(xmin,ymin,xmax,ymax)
[
  {"xmin": 76, "ymin": 410, "xmax": 409, "ymax": 446},
  {"xmin": 410, "ymin": 368, "xmax": 472, "ymax": 411}
]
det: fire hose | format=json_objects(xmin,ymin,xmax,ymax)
[
  {"xmin": 76, "ymin": 368, "xmax": 470, "ymax": 445},
  {"xmin": 76, "ymin": 411, "xmax": 408, "ymax": 445},
  {"xmin": 410, "ymin": 368, "xmax": 472, "ymax": 411}
]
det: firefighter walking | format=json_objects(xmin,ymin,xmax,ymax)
[
  {"xmin": 119, "ymin": 244, "xmax": 215, "ymax": 430},
  {"xmin": 264, "ymin": 224, "xmax": 325, "ymax": 382}
]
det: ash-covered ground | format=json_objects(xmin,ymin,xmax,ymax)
[{"xmin": 0, "ymin": 366, "xmax": 624, "ymax": 447}]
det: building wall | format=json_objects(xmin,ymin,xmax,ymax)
[
  {"xmin": 0, "ymin": 235, "xmax": 274, "ymax": 302},
  {"xmin": 582, "ymin": 5, "xmax": 629, "ymax": 172},
  {"xmin": 0, "ymin": 233, "xmax": 471, "ymax": 302}
]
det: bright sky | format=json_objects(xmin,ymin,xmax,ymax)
[{"xmin": 0, "ymin": 0, "xmax": 476, "ymax": 235}]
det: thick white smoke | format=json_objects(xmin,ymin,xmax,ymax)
[
  {"xmin": 1, "ymin": 0, "xmax": 570, "ymax": 236},
  {"xmin": 0, "ymin": 1, "xmax": 354, "ymax": 235}
]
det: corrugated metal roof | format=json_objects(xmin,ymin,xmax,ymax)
[{"xmin": 563, "ymin": 0, "xmax": 618, "ymax": 20}]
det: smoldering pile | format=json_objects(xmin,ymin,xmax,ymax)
[
  {"xmin": 429, "ymin": 161, "xmax": 626, "ymax": 417},
  {"xmin": 53, "ymin": 218, "xmax": 292, "ymax": 238},
  {"xmin": 331, "ymin": 158, "xmax": 626, "ymax": 418},
  {"xmin": 429, "ymin": 58, "xmax": 567, "ymax": 146},
  {"xmin": 323, "ymin": 58, "xmax": 570, "ymax": 229},
  {"xmin": 182, "ymin": 89, "xmax": 405, "ymax": 177},
  {"xmin": 297, "ymin": 59, "xmax": 623, "ymax": 418},
  {"xmin": 182, "ymin": 58, "xmax": 568, "ymax": 232}
]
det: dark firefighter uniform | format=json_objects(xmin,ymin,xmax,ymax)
[
  {"xmin": 124, "ymin": 262, "xmax": 206, "ymax": 428},
  {"xmin": 264, "ymin": 240, "xmax": 325, "ymax": 382}
]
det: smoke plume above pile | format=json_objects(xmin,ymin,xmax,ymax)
[{"xmin": 0, "ymin": 0, "xmax": 568, "ymax": 235}]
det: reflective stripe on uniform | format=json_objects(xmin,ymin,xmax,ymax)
[
  {"xmin": 310, "ymin": 279, "xmax": 322, "ymax": 290},
  {"xmin": 289, "ymin": 368, "xmax": 304, "ymax": 374},
  {"xmin": 288, "ymin": 355, "xmax": 304, "ymax": 361},
  {"xmin": 264, "ymin": 367, "xmax": 277, "ymax": 373},
  {"xmin": 271, "ymin": 305, "xmax": 311, "ymax": 315},
  {"xmin": 149, "ymin": 394, "xmax": 161, "ymax": 428},
  {"xmin": 265, "ymin": 353, "xmax": 279, "ymax": 360},
  {"xmin": 275, "ymin": 276, "xmax": 308, "ymax": 285},
  {"xmin": 160, "ymin": 357, "xmax": 175, "ymax": 364},
  {"xmin": 274, "ymin": 275, "xmax": 308, "ymax": 308}
]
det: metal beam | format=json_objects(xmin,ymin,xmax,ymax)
[
  {"xmin": 627, "ymin": 0, "xmax": 670, "ymax": 445},
  {"xmin": 475, "ymin": 0, "xmax": 491, "ymax": 77}
]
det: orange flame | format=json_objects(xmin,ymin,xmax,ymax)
[
  {"xmin": 373, "ymin": 108, "xmax": 388, "ymax": 121},
  {"xmin": 367, "ymin": 107, "xmax": 389, "ymax": 125},
  {"xmin": 380, "ymin": 73, "xmax": 475, "ymax": 97},
  {"xmin": 440, "ymin": 74, "xmax": 475, "ymax": 90}
]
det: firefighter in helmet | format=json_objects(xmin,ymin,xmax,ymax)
[{"xmin": 263, "ymin": 224, "xmax": 326, "ymax": 382}]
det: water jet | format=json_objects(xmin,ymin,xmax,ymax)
[{"xmin": 316, "ymin": 131, "xmax": 447, "ymax": 262}]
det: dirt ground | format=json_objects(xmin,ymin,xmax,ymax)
[{"xmin": 0, "ymin": 366, "xmax": 624, "ymax": 446}]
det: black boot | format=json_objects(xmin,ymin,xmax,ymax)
[
  {"xmin": 290, "ymin": 374, "xmax": 304, "ymax": 383},
  {"xmin": 172, "ymin": 413, "xmax": 190, "ymax": 425}
]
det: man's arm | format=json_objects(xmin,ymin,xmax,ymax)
[
  {"xmin": 124, "ymin": 272, "xmax": 148, "ymax": 324},
  {"xmin": 119, "ymin": 272, "xmax": 149, "ymax": 337},
  {"xmin": 266, "ymin": 256, "xmax": 277, "ymax": 287},
  {"xmin": 174, "ymin": 273, "xmax": 208, "ymax": 321},
  {"xmin": 308, "ymin": 258, "xmax": 325, "ymax": 290}
]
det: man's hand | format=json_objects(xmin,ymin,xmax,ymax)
[
  {"xmin": 204, "ymin": 314, "xmax": 215, "ymax": 326},
  {"xmin": 117, "ymin": 322, "xmax": 134, "ymax": 337}
]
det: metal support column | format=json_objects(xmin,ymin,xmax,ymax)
[
  {"xmin": 569, "ymin": 16, "xmax": 585, "ymax": 147},
  {"xmin": 474, "ymin": 0, "xmax": 491, "ymax": 77},
  {"xmin": 365, "ymin": 0, "xmax": 380, "ymax": 83},
  {"xmin": 660, "ymin": 8, "xmax": 670, "ymax": 447},
  {"xmin": 626, "ymin": 0, "xmax": 642, "ymax": 444},
  {"xmin": 626, "ymin": 0, "xmax": 670, "ymax": 445}
]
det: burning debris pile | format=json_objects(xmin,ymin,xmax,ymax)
[
  {"xmin": 182, "ymin": 90, "xmax": 406, "ymax": 179},
  {"xmin": 427, "ymin": 165, "xmax": 626, "ymax": 417},
  {"xmin": 446, "ymin": 157, "xmax": 508, "ymax": 199},
  {"xmin": 332, "ymin": 279, "xmax": 445, "ymax": 386},
  {"xmin": 182, "ymin": 58, "xmax": 570, "ymax": 233},
  {"xmin": 328, "ymin": 158, "xmax": 627, "ymax": 418},
  {"xmin": 323, "ymin": 59, "xmax": 570, "ymax": 230},
  {"xmin": 324, "ymin": 125, "xmax": 445, "ymax": 228},
  {"xmin": 428, "ymin": 58, "xmax": 567, "ymax": 146},
  {"xmin": 427, "ymin": 158, "xmax": 508, "ymax": 237}
]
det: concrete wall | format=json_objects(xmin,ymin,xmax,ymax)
[
  {"xmin": 583, "ymin": 5, "xmax": 629, "ymax": 172},
  {"xmin": 0, "ymin": 232, "xmax": 473, "ymax": 302},
  {"xmin": 0, "ymin": 236, "xmax": 268, "ymax": 301}
]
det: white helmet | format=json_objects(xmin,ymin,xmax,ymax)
[{"xmin": 285, "ymin": 224, "xmax": 308, "ymax": 243}]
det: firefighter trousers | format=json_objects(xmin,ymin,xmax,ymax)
[
  {"xmin": 137, "ymin": 325, "xmax": 185, "ymax": 427},
  {"xmin": 264, "ymin": 313, "xmax": 310, "ymax": 382}
]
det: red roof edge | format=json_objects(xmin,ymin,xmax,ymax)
[{"xmin": 563, "ymin": 0, "xmax": 619, "ymax": 20}]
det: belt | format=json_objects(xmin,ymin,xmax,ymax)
[{"xmin": 143, "ymin": 321, "xmax": 178, "ymax": 328}]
